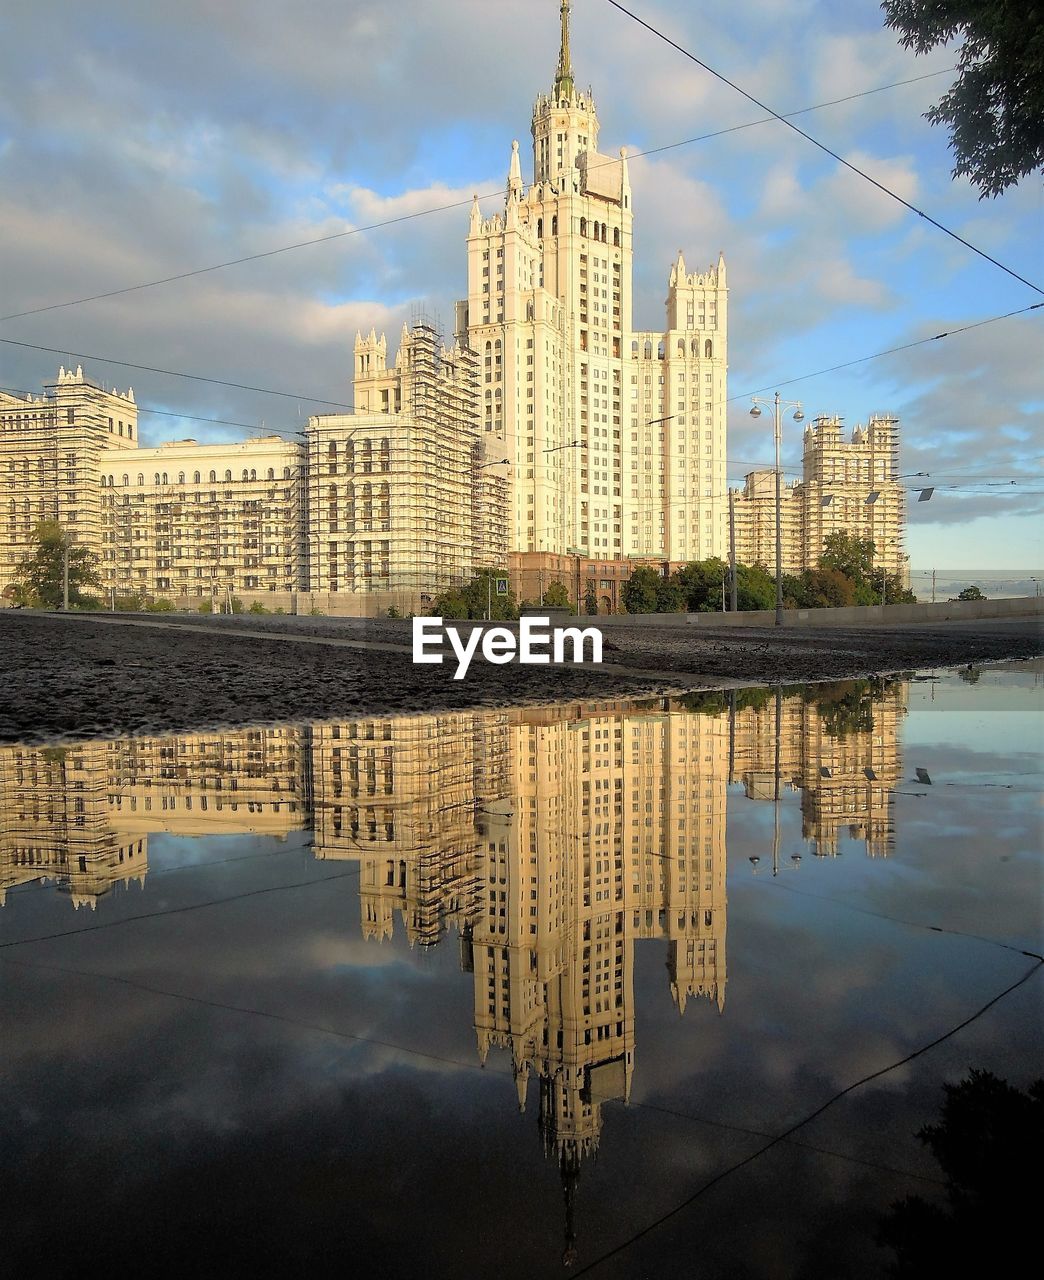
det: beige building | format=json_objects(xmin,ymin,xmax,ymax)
[
  {"xmin": 1, "ymin": 365, "xmax": 138, "ymax": 598},
  {"xmin": 305, "ymin": 323, "xmax": 509, "ymax": 610},
  {"xmin": 462, "ymin": 2, "xmax": 728, "ymax": 565},
  {"xmin": 96, "ymin": 434, "xmax": 304, "ymax": 604},
  {"xmin": 732, "ymin": 412, "xmax": 907, "ymax": 580}
]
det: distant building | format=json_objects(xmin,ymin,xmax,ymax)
[
  {"xmin": 732, "ymin": 413, "xmax": 907, "ymax": 581},
  {"xmin": 1, "ymin": 325, "xmax": 507, "ymax": 613},
  {"xmin": 0, "ymin": 365, "xmax": 138, "ymax": 599}
]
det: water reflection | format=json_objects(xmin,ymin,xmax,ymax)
[{"xmin": 0, "ymin": 681, "xmax": 906, "ymax": 1208}]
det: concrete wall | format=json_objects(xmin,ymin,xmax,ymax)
[{"xmin": 594, "ymin": 595, "xmax": 1044, "ymax": 629}]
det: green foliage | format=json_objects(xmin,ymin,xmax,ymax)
[
  {"xmin": 433, "ymin": 570, "xmax": 517, "ymax": 621},
  {"xmin": 197, "ymin": 600, "xmax": 214, "ymax": 614},
  {"xmin": 878, "ymin": 1070, "xmax": 1043, "ymax": 1274},
  {"xmin": 818, "ymin": 532, "xmax": 916, "ymax": 606},
  {"xmin": 273, "ymin": 607, "xmax": 286, "ymax": 615},
  {"xmin": 229, "ymin": 596, "xmax": 244, "ymax": 614},
  {"xmin": 145, "ymin": 599, "xmax": 175, "ymax": 613},
  {"xmin": 955, "ymin": 584, "xmax": 986, "ymax": 601},
  {"xmin": 386, "ymin": 606, "xmax": 401, "ymax": 618},
  {"xmin": 15, "ymin": 521, "xmax": 100, "ymax": 609},
  {"xmin": 248, "ymin": 601, "xmax": 268, "ymax": 614},
  {"xmin": 583, "ymin": 581, "xmax": 599, "ymax": 616},
  {"xmin": 785, "ymin": 567, "xmax": 858, "ymax": 609},
  {"xmin": 812, "ymin": 680, "xmax": 878, "ymax": 737},
  {"xmin": 114, "ymin": 592, "xmax": 147, "ymax": 612},
  {"xmin": 735, "ymin": 562, "xmax": 777, "ymax": 611},
  {"xmin": 620, "ymin": 566, "xmax": 659, "ymax": 614},
  {"xmin": 543, "ymin": 579, "xmax": 574, "ymax": 611},
  {"xmin": 678, "ymin": 690, "xmax": 729, "ymax": 716},
  {"xmin": 882, "ymin": 0, "xmax": 1044, "ymax": 198},
  {"xmin": 675, "ymin": 557, "xmax": 729, "ymax": 612},
  {"xmin": 309, "ymin": 606, "xmax": 325, "ymax": 617}
]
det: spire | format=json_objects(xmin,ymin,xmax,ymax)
[
  {"xmin": 554, "ymin": 1, "xmax": 574, "ymax": 98},
  {"xmin": 507, "ymin": 139, "xmax": 523, "ymax": 199}
]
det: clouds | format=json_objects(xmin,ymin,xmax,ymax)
[{"xmin": 0, "ymin": 0, "xmax": 1039, "ymax": 566}]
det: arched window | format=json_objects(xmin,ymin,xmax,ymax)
[
  {"xmin": 154, "ymin": 473, "xmax": 161, "ymax": 485},
  {"xmin": 379, "ymin": 438, "xmax": 391, "ymax": 471},
  {"xmin": 241, "ymin": 469, "xmax": 249, "ymax": 481},
  {"xmin": 328, "ymin": 441, "xmax": 337, "ymax": 456},
  {"xmin": 613, "ymin": 227, "xmax": 620, "ymax": 247},
  {"xmin": 580, "ymin": 217, "xmax": 587, "ymax": 236},
  {"xmin": 362, "ymin": 440, "xmax": 373, "ymax": 473},
  {"xmin": 127, "ymin": 426, "xmax": 134, "ymax": 440},
  {"xmin": 536, "ymin": 217, "xmax": 543, "ymax": 239},
  {"xmin": 266, "ymin": 468, "xmax": 275, "ymax": 481},
  {"xmin": 210, "ymin": 470, "xmax": 218, "ymax": 483},
  {"xmin": 631, "ymin": 340, "xmax": 639, "ymax": 357},
  {"xmin": 193, "ymin": 471, "xmax": 201, "ymax": 484},
  {"xmin": 224, "ymin": 470, "xmax": 232, "ymax": 482},
  {"xmin": 177, "ymin": 472, "xmax": 185, "ymax": 485},
  {"xmin": 249, "ymin": 468, "xmax": 256, "ymax": 481},
  {"xmin": 122, "ymin": 474, "xmax": 129, "ymax": 487},
  {"xmin": 551, "ymin": 214, "xmax": 558, "ymax": 235},
  {"xmin": 705, "ymin": 339, "xmax": 713, "ymax": 358},
  {"xmin": 678, "ymin": 339, "xmax": 685, "ymax": 355},
  {"xmin": 691, "ymin": 339, "xmax": 699, "ymax": 357},
  {"xmin": 644, "ymin": 341, "xmax": 653, "ymax": 359},
  {"xmin": 328, "ymin": 484, "xmax": 338, "ymax": 499},
  {"xmin": 282, "ymin": 467, "xmax": 291, "ymax": 479}
]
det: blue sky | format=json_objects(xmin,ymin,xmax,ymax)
[{"xmin": 0, "ymin": 0, "xmax": 1040, "ymax": 574}]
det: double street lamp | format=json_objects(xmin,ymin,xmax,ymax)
[{"xmin": 750, "ymin": 392, "xmax": 804, "ymax": 626}]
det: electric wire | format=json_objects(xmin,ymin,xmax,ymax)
[
  {"xmin": 605, "ymin": 0, "xmax": 1043, "ymax": 296},
  {"xmin": 0, "ymin": 67, "xmax": 959, "ymax": 325}
]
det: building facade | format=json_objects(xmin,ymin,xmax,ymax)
[
  {"xmin": 461, "ymin": 2, "xmax": 728, "ymax": 565},
  {"xmin": 731, "ymin": 413, "xmax": 907, "ymax": 580}
]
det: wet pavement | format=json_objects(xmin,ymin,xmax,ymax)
[{"xmin": 1, "ymin": 662, "xmax": 1041, "ymax": 1277}]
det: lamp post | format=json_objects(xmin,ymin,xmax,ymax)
[{"xmin": 750, "ymin": 392, "xmax": 803, "ymax": 626}]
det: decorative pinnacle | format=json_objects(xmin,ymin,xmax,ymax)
[{"xmin": 555, "ymin": 0, "xmax": 574, "ymax": 96}]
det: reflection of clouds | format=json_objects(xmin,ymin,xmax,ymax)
[{"xmin": 1, "ymin": 670, "xmax": 1041, "ymax": 1274}]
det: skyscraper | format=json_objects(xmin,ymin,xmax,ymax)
[{"xmin": 462, "ymin": 1, "xmax": 728, "ymax": 564}]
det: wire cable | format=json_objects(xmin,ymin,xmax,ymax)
[
  {"xmin": 605, "ymin": 0, "xmax": 1043, "ymax": 296},
  {"xmin": 0, "ymin": 69, "xmax": 958, "ymax": 326}
]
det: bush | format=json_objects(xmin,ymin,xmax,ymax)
[
  {"xmin": 248, "ymin": 601, "xmax": 268, "ymax": 614},
  {"xmin": 273, "ymin": 607, "xmax": 286, "ymax": 615},
  {"xmin": 387, "ymin": 606, "xmax": 401, "ymax": 618},
  {"xmin": 197, "ymin": 600, "xmax": 214, "ymax": 614},
  {"xmin": 145, "ymin": 598, "xmax": 175, "ymax": 613},
  {"xmin": 229, "ymin": 596, "xmax": 244, "ymax": 614},
  {"xmin": 310, "ymin": 606, "xmax": 325, "ymax": 617}
]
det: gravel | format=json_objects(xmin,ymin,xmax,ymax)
[{"xmin": 2, "ymin": 609, "xmax": 1040, "ymax": 746}]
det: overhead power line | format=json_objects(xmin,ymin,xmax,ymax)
[
  {"xmin": 0, "ymin": 68, "xmax": 956, "ymax": 326},
  {"xmin": 606, "ymin": 0, "xmax": 1043, "ymax": 296},
  {"xmin": 0, "ymin": 336, "xmax": 354, "ymax": 412},
  {"xmin": 726, "ymin": 303, "xmax": 1044, "ymax": 401}
]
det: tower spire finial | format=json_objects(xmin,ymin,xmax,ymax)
[{"xmin": 555, "ymin": 1, "xmax": 574, "ymax": 97}]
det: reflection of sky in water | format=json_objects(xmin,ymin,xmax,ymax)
[{"xmin": 1, "ymin": 664, "xmax": 1040, "ymax": 1278}]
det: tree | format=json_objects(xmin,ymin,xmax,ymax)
[
  {"xmin": 878, "ymin": 1070, "xmax": 1043, "ymax": 1275},
  {"xmin": 655, "ymin": 573, "xmax": 686, "ymax": 613},
  {"xmin": 15, "ymin": 521, "xmax": 100, "ymax": 608},
  {"xmin": 820, "ymin": 531, "xmax": 876, "ymax": 587},
  {"xmin": 736, "ymin": 562, "xmax": 777, "ymax": 611},
  {"xmin": 882, "ymin": 0, "xmax": 1044, "ymax": 198},
  {"xmin": 955, "ymin": 584, "xmax": 987, "ymax": 600},
  {"xmin": 583, "ymin": 582, "xmax": 599, "ymax": 615},
  {"xmin": 801, "ymin": 567, "xmax": 858, "ymax": 609},
  {"xmin": 433, "ymin": 570, "xmax": 517, "ymax": 621},
  {"xmin": 675, "ymin": 557, "xmax": 729, "ymax": 612},
  {"xmin": 620, "ymin": 566, "xmax": 659, "ymax": 614},
  {"xmin": 543, "ymin": 579, "xmax": 574, "ymax": 611}
]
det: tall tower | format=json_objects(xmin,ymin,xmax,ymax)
[{"xmin": 461, "ymin": 1, "xmax": 727, "ymax": 564}]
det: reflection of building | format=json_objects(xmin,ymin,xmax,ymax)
[
  {"xmin": 732, "ymin": 413, "xmax": 906, "ymax": 580},
  {"xmin": 0, "ymin": 743, "xmax": 147, "ymax": 909},
  {"xmin": 730, "ymin": 682, "xmax": 906, "ymax": 857},
  {"xmin": 1, "ymin": 681, "xmax": 907, "ymax": 1257}
]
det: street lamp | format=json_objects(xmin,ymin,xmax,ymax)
[{"xmin": 750, "ymin": 392, "xmax": 804, "ymax": 626}]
